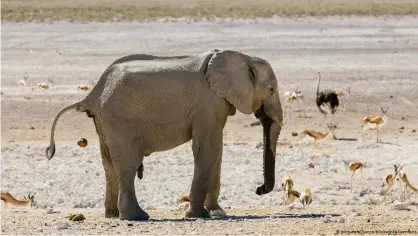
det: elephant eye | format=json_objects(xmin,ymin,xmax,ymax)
[{"xmin": 269, "ymin": 87, "xmax": 275, "ymax": 94}]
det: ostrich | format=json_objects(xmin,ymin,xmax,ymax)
[{"xmin": 315, "ymin": 71, "xmax": 339, "ymax": 127}]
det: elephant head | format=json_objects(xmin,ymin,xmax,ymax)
[{"xmin": 205, "ymin": 50, "xmax": 283, "ymax": 195}]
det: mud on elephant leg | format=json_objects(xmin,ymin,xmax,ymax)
[
  {"xmin": 204, "ymin": 155, "xmax": 226, "ymax": 217},
  {"xmin": 108, "ymin": 138, "xmax": 149, "ymax": 221},
  {"xmin": 99, "ymin": 140, "xmax": 119, "ymax": 218}
]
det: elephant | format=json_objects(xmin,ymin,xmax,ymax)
[{"xmin": 45, "ymin": 49, "xmax": 283, "ymax": 221}]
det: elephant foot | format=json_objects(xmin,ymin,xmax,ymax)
[
  {"xmin": 209, "ymin": 208, "xmax": 227, "ymax": 217},
  {"xmin": 119, "ymin": 206, "xmax": 150, "ymax": 221},
  {"xmin": 185, "ymin": 207, "xmax": 211, "ymax": 218},
  {"xmin": 206, "ymin": 203, "xmax": 227, "ymax": 217},
  {"xmin": 120, "ymin": 212, "xmax": 150, "ymax": 221},
  {"xmin": 105, "ymin": 209, "xmax": 119, "ymax": 218}
]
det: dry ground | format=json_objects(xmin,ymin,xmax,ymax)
[
  {"xmin": 2, "ymin": 0, "xmax": 418, "ymax": 22},
  {"xmin": 2, "ymin": 16, "xmax": 418, "ymax": 235}
]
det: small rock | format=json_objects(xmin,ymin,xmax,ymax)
[
  {"xmin": 30, "ymin": 126, "xmax": 35, "ymax": 130},
  {"xmin": 322, "ymin": 215, "xmax": 337, "ymax": 223},
  {"xmin": 56, "ymin": 222, "xmax": 71, "ymax": 230},
  {"xmin": 250, "ymin": 121, "xmax": 261, "ymax": 127},
  {"xmin": 412, "ymin": 130, "xmax": 416, "ymax": 133},
  {"xmin": 399, "ymin": 127, "xmax": 405, "ymax": 130},
  {"xmin": 401, "ymin": 116, "xmax": 405, "ymax": 120},
  {"xmin": 127, "ymin": 223, "xmax": 133, "ymax": 226},
  {"xmin": 291, "ymin": 132, "xmax": 298, "ymax": 137},
  {"xmin": 308, "ymin": 163, "xmax": 315, "ymax": 169},
  {"xmin": 352, "ymin": 212, "xmax": 362, "ymax": 217},
  {"xmin": 288, "ymin": 203, "xmax": 305, "ymax": 210},
  {"xmin": 389, "ymin": 95, "xmax": 394, "ymax": 98},
  {"xmin": 337, "ymin": 217, "xmax": 345, "ymax": 223},
  {"xmin": 391, "ymin": 201, "xmax": 410, "ymax": 211},
  {"xmin": 69, "ymin": 213, "xmax": 86, "ymax": 221},
  {"xmin": 367, "ymin": 219, "xmax": 371, "ymax": 223},
  {"xmin": 177, "ymin": 202, "xmax": 190, "ymax": 210},
  {"xmin": 77, "ymin": 138, "xmax": 88, "ymax": 147}
]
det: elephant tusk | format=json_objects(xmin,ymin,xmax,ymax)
[{"xmin": 274, "ymin": 119, "xmax": 284, "ymax": 127}]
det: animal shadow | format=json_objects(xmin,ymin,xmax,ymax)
[
  {"xmin": 150, "ymin": 213, "xmax": 341, "ymax": 222},
  {"xmin": 335, "ymin": 137, "xmax": 358, "ymax": 142}
]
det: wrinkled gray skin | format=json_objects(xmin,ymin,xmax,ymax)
[{"xmin": 46, "ymin": 49, "xmax": 283, "ymax": 221}]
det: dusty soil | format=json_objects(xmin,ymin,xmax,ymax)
[
  {"xmin": 3, "ymin": 0, "xmax": 418, "ymax": 22},
  {"xmin": 1, "ymin": 17, "xmax": 418, "ymax": 235}
]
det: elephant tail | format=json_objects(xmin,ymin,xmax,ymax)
[
  {"xmin": 45, "ymin": 100, "xmax": 88, "ymax": 161},
  {"xmin": 176, "ymin": 194, "xmax": 190, "ymax": 205}
]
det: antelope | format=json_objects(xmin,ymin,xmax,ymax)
[
  {"xmin": 334, "ymin": 87, "xmax": 350, "ymax": 97},
  {"xmin": 397, "ymin": 171, "xmax": 417, "ymax": 203},
  {"xmin": 334, "ymin": 87, "xmax": 351, "ymax": 111},
  {"xmin": 362, "ymin": 107, "xmax": 389, "ymax": 143},
  {"xmin": 298, "ymin": 129, "xmax": 330, "ymax": 151},
  {"xmin": 283, "ymin": 89, "xmax": 299, "ymax": 120},
  {"xmin": 38, "ymin": 82, "xmax": 50, "ymax": 89},
  {"xmin": 281, "ymin": 174, "xmax": 294, "ymax": 205},
  {"xmin": 176, "ymin": 193, "xmax": 190, "ymax": 205},
  {"xmin": 315, "ymin": 71, "xmax": 339, "ymax": 125},
  {"xmin": 77, "ymin": 84, "xmax": 90, "ymax": 91},
  {"xmin": 299, "ymin": 188, "xmax": 312, "ymax": 207},
  {"xmin": 381, "ymin": 163, "xmax": 402, "ymax": 204},
  {"xmin": 287, "ymin": 188, "xmax": 301, "ymax": 205},
  {"xmin": 1, "ymin": 190, "xmax": 35, "ymax": 208},
  {"xmin": 293, "ymin": 87, "xmax": 307, "ymax": 118},
  {"xmin": 175, "ymin": 193, "xmax": 226, "ymax": 216},
  {"xmin": 18, "ymin": 76, "xmax": 28, "ymax": 87},
  {"xmin": 342, "ymin": 160, "xmax": 364, "ymax": 192}
]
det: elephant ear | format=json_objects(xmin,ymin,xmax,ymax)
[{"xmin": 205, "ymin": 50, "xmax": 256, "ymax": 114}]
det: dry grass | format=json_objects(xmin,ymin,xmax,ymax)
[{"xmin": 2, "ymin": 0, "xmax": 418, "ymax": 22}]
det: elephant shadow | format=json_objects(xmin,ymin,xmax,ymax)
[{"xmin": 149, "ymin": 213, "xmax": 341, "ymax": 222}]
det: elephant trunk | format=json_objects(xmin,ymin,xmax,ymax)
[{"xmin": 255, "ymin": 106, "xmax": 281, "ymax": 195}]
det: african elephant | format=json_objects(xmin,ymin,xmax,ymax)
[{"xmin": 46, "ymin": 49, "xmax": 283, "ymax": 221}]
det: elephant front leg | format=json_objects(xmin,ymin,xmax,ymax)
[
  {"xmin": 204, "ymin": 156, "xmax": 227, "ymax": 217},
  {"xmin": 186, "ymin": 130, "xmax": 223, "ymax": 218},
  {"xmin": 99, "ymin": 140, "xmax": 119, "ymax": 218}
]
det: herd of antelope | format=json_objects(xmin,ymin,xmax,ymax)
[
  {"xmin": 1, "ymin": 71, "xmax": 416, "ymax": 211},
  {"xmin": 17, "ymin": 75, "xmax": 93, "ymax": 92},
  {"xmin": 279, "ymin": 71, "xmax": 417, "ymax": 207}
]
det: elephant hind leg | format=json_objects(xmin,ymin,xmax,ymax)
[
  {"xmin": 99, "ymin": 139, "xmax": 119, "ymax": 218},
  {"xmin": 107, "ymin": 136, "xmax": 149, "ymax": 221}
]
